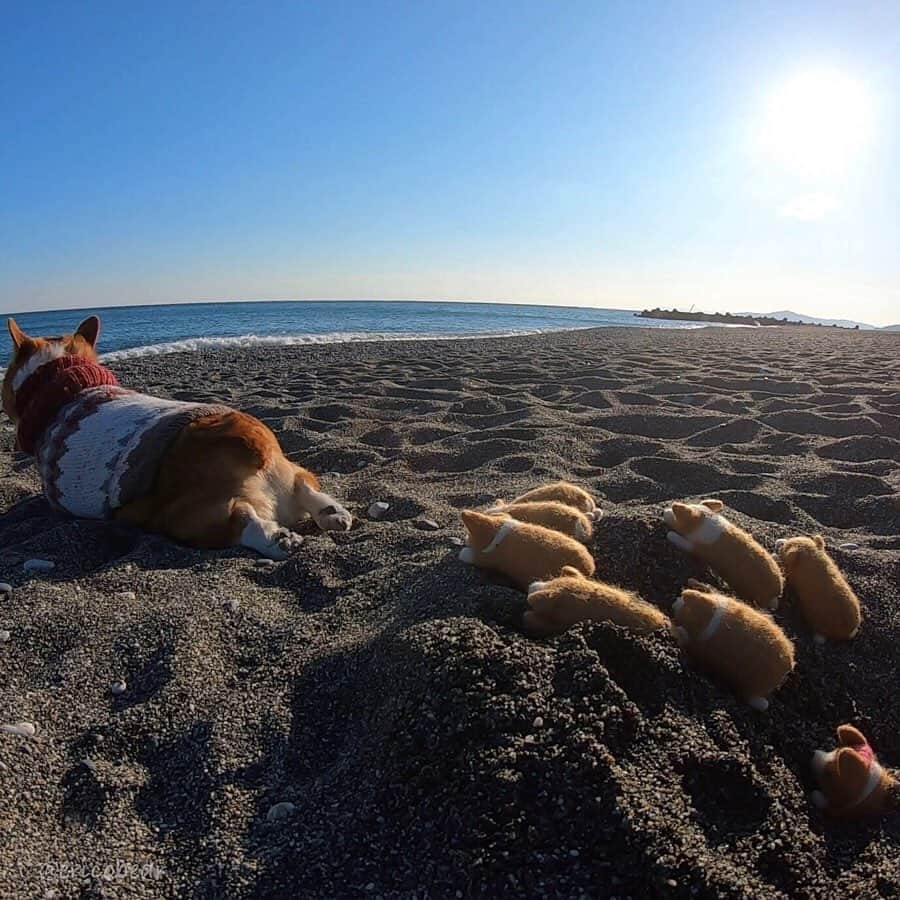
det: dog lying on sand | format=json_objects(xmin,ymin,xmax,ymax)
[{"xmin": 3, "ymin": 316, "xmax": 352, "ymax": 558}]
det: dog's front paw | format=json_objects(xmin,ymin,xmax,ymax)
[
  {"xmin": 262, "ymin": 528, "xmax": 305, "ymax": 560},
  {"xmin": 316, "ymin": 504, "xmax": 353, "ymax": 533}
]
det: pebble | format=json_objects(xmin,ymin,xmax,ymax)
[
  {"xmin": 838, "ymin": 542, "xmax": 860, "ymax": 551},
  {"xmin": 115, "ymin": 590, "xmax": 136, "ymax": 601},
  {"xmin": 110, "ymin": 680, "xmax": 127, "ymax": 696},
  {"xmin": 0, "ymin": 630, "xmax": 9, "ymax": 643},
  {"xmin": 449, "ymin": 537, "xmax": 466, "ymax": 547},
  {"xmin": 368, "ymin": 501, "xmax": 390, "ymax": 520},
  {"xmin": 255, "ymin": 559, "xmax": 277, "ymax": 569},
  {"xmin": 532, "ymin": 716, "xmax": 544, "ymax": 729},
  {"xmin": 2, "ymin": 722, "xmax": 36, "ymax": 738},
  {"xmin": 222, "ymin": 598, "xmax": 241, "ymax": 614},
  {"xmin": 23, "ymin": 558, "xmax": 55, "ymax": 573},
  {"xmin": 415, "ymin": 518, "xmax": 440, "ymax": 531},
  {"xmin": 0, "ymin": 583, "xmax": 12, "ymax": 600},
  {"xmin": 266, "ymin": 801, "xmax": 296, "ymax": 821}
]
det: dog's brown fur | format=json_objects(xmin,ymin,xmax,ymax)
[
  {"xmin": 812, "ymin": 725, "xmax": 899, "ymax": 819},
  {"xmin": 664, "ymin": 499, "xmax": 784, "ymax": 610},
  {"xmin": 524, "ymin": 566, "xmax": 669, "ymax": 637},
  {"xmin": 778, "ymin": 535, "xmax": 861, "ymax": 642},
  {"xmin": 459, "ymin": 510, "xmax": 595, "ymax": 589},
  {"xmin": 671, "ymin": 582, "xmax": 795, "ymax": 710},
  {"xmin": 486, "ymin": 500, "xmax": 594, "ymax": 543},
  {"xmin": 4, "ymin": 317, "xmax": 352, "ymax": 555},
  {"xmin": 504, "ymin": 481, "xmax": 598, "ymax": 516}
]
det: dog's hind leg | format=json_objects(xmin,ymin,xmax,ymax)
[
  {"xmin": 292, "ymin": 470, "xmax": 353, "ymax": 532},
  {"xmin": 231, "ymin": 499, "xmax": 304, "ymax": 560}
]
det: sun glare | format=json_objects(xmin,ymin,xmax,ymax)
[{"xmin": 759, "ymin": 69, "xmax": 873, "ymax": 178}]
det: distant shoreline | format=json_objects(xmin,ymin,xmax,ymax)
[{"xmin": 636, "ymin": 308, "xmax": 860, "ymax": 328}]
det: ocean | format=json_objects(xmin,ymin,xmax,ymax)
[{"xmin": 3, "ymin": 300, "xmax": 702, "ymax": 359}]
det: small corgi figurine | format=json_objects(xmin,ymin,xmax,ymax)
[
  {"xmin": 811, "ymin": 725, "xmax": 899, "ymax": 819},
  {"xmin": 458, "ymin": 511, "xmax": 595, "ymax": 589},
  {"xmin": 671, "ymin": 583, "xmax": 795, "ymax": 711},
  {"xmin": 663, "ymin": 499, "xmax": 783, "ymax": 610},
  {"xmin": 524, "ymin": 565, "xmax": 669, "ymax": 637},
  {"xmin": 776, "ymin": 535, "xmax": 861, "ymax": 643},
  {"xmin": 485, "ymin": 500, "xmax": 594, "ymax": 543},
  {"xmin": 501, "ymin": 482, "xmax": 602, "ymax": 519}
]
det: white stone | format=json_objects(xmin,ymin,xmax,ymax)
[
  {"xmin": 223, "ymin": 598, "xmax": 240, "ymax": 614},
  {"xmin": 2, "ymin": 722, "xmax": 36, "ymax": 737},
  {"xmin": 111, "ymin": 680, "xmax": 127, "ymax": 696},
  {"xmin": 368, "ymin": 501, "xmax": 390, "ymax": 520},
  {"xmin": 838, "ymin": 542, "xmax": 860, "ymax": 551},
  {"xmin": 23, "ymin": 558, "xmax": 55, "ymax": 573},
  {"xmin": 0, "ymin": 583, "xmax": 12, "ymax": 599},
  {"xmin": 115, "ymin": 591, "xmax": 137, "ymax": 601},
  {"xmin": 0, "ymin": 631, "xmax": 9, "ymax": 643}
]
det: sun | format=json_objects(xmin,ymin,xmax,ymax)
[{"xmin": 759, "ymin": 69, "xmax": 873, "ymax": 178}]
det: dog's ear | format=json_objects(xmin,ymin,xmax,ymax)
[
  {"xmin": 700, "ymin": 498, "xmax": 724, "ymax": 513},
  {"xmin": 75, "ymin": 316, "xmax": 101, "ymax": 348},
  {"xmin": 8, "ymin": 318, "xmax": 28, "ymax": 349},
  {"xmin": 836, "ymin": 724, "xmax": 867, "ymax": 747},
  {"xmin": 835, "ymin": 747, "xmax": 870, "ymax": 782},
  {"xmin": 813, "ymin": 534, "xmax": 826, "ymax": 550}
]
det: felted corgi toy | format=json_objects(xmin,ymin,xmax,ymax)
[
  {"xmin": 776, "ymin": 535, "xmax": 861, "ymax": 643},
  {"xmin": 485, "ymin": 500, "xmax": 594, "ymax": 543},
  {"xmin": 2, "ymin": 317, "xmax": 353, "ymax": 558},
  {"xmin": 812, "ymin": 725, "xmax": 899, "ymax": 819},
  {"xmin": 524, "ymin": 565, "xmax": 669, "ymax": 637},
  {"xmin": 671, "ymin": 583, "xmax": 795, "ymax": 711},
  {"xmin": 458, "ymin": 511, "xmax": 595, "ymax": 589},
  {"xmin": 664, "ymin": 499, "xmax": 783, "ymax": 610},
  {"xmin": 501, "ymin": 482, "xmax": 602, "ymax": 519}
]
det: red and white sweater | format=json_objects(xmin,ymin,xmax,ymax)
[{"xmin": 13, "ymin": 351, "xmax": 229, "ymax": 519}]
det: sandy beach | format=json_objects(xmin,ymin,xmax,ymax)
[{"xmin": 1, "ymin": 325, "xmax": 899, "ymax": 898}]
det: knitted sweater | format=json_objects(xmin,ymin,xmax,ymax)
[{"xmin": 14, "ymin": 354, "xmax": 231, "ymax": 519}]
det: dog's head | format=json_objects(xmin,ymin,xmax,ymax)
[
  {"xmin": 775, "ymin": 534, "xmax": 825, "ymax": 572},
  {"xmin": 811, "ymin": 724, "xmax": 899, "ymax": 818},
  {"xmin": 3, "ymin": 316, "xmax": 101, "ymax": 422},
  {"xmin": 663, "ymin": 499, "xmax": 725, "ymax": 537}
]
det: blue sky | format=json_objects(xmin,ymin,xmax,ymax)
[{"xmin": 2, "ymin": 1, "xmax": 898, "ymax": 324}]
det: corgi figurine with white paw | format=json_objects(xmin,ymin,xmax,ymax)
[
  {"xmin": 663, "ymin": 499, "xmax": 783, "ymax": 610},
  {"xmin": 486, "ymin": 500, "xmax": 594, "ymax": 543},
  {"xmin": 811, "ymin": 725, "xmax": 898, "ymax": 819},
  {"xmin": 458, "ymin": 511, "xmax": 595, "ymax": 589},
  {"xmin": 501, "ymin": 482, "xmax": 602, "ymax": 519},
  {"xmin": 524, "ymin": 566, "xmax": 669, "ymax": 637},
  {"xmin": 776, "ymin": 535, "xmax": 861, "ymax": 643},
  {"xmin": 671, "ymin": 582, "xmax": 795, "ymax": 711}
]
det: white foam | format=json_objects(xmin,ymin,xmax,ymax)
[{"xmin": 100, "ymin": 329, "xmax": 558, "ymax": 361}]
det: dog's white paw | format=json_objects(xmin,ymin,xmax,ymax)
[
  {"xmin": 262, "ymin": 528, "xmax": 305, "ymax": 560},
  {"xmin": 316, "ymin": 504, "xmax": 353, "ymax": 533}
]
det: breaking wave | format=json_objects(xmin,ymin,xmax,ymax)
[{"xmin": 99, "ymin": 329, "xmax": 562, "ymax": 361}]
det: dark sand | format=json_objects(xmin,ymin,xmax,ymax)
[{"xmin": 1, "ymin": 326, "xmax": 899, "ymax": 898}]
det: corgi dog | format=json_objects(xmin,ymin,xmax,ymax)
[
  {"xmin": 776, "ymin": 535, "xmax": 861, "ymax": 643},
  {"xmin": 500, "ymin": 482, "xmax": 602, "ymax": 519},
  {"xmin": 2, "ymin": 317, "xmax": 353, "ymax": 558},
  {"xmin": 524, "ymin": 565, "xmax": 669, "ymax": 637},
  {"xmin": 458, "ymin": 510, "xmax": 595, "ymax": 590},
  {"xmin": 664, "ymin": 499, "xmax": 783, "ymax": 610},
  {"xmin": 671, "ymin": 582, "xmax": 795, "ymax": 711},
  {"xmin": 812, "ymin": 725, "xmax": 898, "ymax": 819},
  {"xmin": 485, "ymin": 500, "xmax": 594, "ymax": 543}
]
